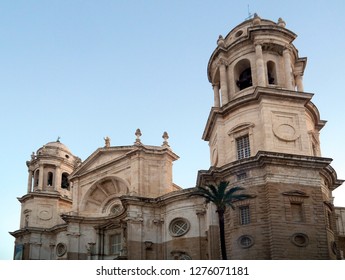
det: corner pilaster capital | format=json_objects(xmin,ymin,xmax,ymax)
[{"xmin": 217, "ymin": 57, "xmax": 228, "ymax": 67}]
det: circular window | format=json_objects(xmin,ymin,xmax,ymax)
[
  {"xmin": 56, "ymin": 243, "xmax": 67, "ymax": 257},
  {"xmin": 291, "ymin": 233, "xmax": 309, "ymax": 247},
  {"xmin": 179, "ymin": 253, "xmax": 192, "ymax": 260},
  {"xmin": 235, "ymin": 30, "xmax": 243, "ymax": 37},
  {"xmin": 238, "ymin": 235, "xmax": 254, "ymax": 248},
  {"xmin": 110, "ymin": 204, "xmax": 123, "ymax": 216},
  {"xmin": 169, "ymin": 218, "xmax": 190, "ymax": 237}
]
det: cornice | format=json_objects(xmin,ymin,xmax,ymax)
[
  {"xmin": 18, "ymin": 192, "xmax": 72, "ymax": 204},
  {"xmin": 197, "ymin": 151, "xmax": 334, "ymax": 186},
  {"xmin": 9, "ymin": 224, "xmax": 68, "ymax": 238},
  {"xmin": 60, "ymin": 210, "xmax": 127, "ymax": 225},
  {"xmin": 120, "ymin": 188, "xmax": 199, "ymax": 208},
  {"xmin": 202, "ymin": 86, "xmax": 314, "ymax": 141},
  {"xmin": 70, "ymin": 144, "xmax": 179, "ymax": 180}
]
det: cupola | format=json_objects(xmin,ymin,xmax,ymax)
[
  {"xmin": 208, "ymin": 15, "xmax": 307, "ymax": 107},
  {"xmin": 26, "ymin": 139, "xmax": 80, "ymax": 198}
]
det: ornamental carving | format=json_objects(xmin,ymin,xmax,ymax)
[
  {"xmin": 37, "ymin": 205, "xmax": 53, "ymax": 220},
  {"xmin": 272, "ymin": 112, "xmax": 300, "ymax": 142},
  {"xmin": 273, "ymin": 123, "xmax": 299, "ymax": 141}
]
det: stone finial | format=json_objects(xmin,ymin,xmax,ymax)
[
  {"xmin": 217, "ymin": 35, "xmax": 225, "ymax": 47},
  {"xmin": 135, "ymin": 128, "xmax": 142, "ymax": 145},
  {"xmin": 104, "ymin": 136, "xmax": 111, "ymax": 148},
  {"xmin": 277, "ymin": 17, "xmax": 286, "ymax": 28},
  {"xmin": 252, "ymin": 13, "xmax": 261, "ymax": 25},
  {"xmin": 162, "ymin": 131, "xmax": 170, "ymax": 147}
]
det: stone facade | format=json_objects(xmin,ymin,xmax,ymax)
[
  {"xmin": 11, "ymin": 15, "xmax": 344, "ymax": 260},
  {"xmin": 335, "ymin": 207, "xmax": 345, "ymax": 258}
]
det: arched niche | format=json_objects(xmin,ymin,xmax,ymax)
[
  {"xmin": 267, "ymin": 60, "xmax": 277, "ymax": 85},
  {"xmin": 80, "ymin": 176, "xmax": 129, "ymax": 216},
  {"xmin": 234, "ymin": 59, "xmax": 252, "ymax": 91}
]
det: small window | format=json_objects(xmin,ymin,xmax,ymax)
[
  {"xmin": 47, "ymin": 172, "xmax": 53, "ymax": 186},
  {"xmin": 238, "ymin": 235, "xmax": 254, "ymax": 248},
  {"xmin": 56, "ymin": 243, "xmax": 67, "ymax": 257},
  {"xmin": 291, "ymin": 203, "xmax": 303, "ymax": 222},
  {"xmin": 34, "ymin": 170, "xmax": 40, "ymax": 187},
  {"xmin": 236, "ymin": 135, "xmax": 251, "ymax": 160},
  {"xmin": 236, "ymin": 68, "xmax": 252, "ymax": 90},
  {"xmin": 179, "ymin": 253, "xmax": 192, "ymax": 260},
  {"xmin": 235, "ymin": 30, "xmax": 243, "ymax": 38},
  {"xmin": 267, "ymin": 61, "xmax": 277, "ymax": 85},
  {"xmin": 291, "ymin": 233, "xmax": 309, "ymax": 247},
  {"xmin": 110, "ymin": 204, "xmax": 123, "ymax": 216},
  {"xmin": 240, "ymin": 206, "xmax": 250, "ymax": 225},
  {"xmin": 110, "ymin": 233, "xmax": 122, "ymax": 255},
  {"xmin": 61, "ymin": 173, "xmax": 69, "ymax": 190},
  {"xmin": 169, "ymin": 218, "xmax": 190, "ymax": 237}
]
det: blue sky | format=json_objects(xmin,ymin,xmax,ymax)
[{"xmin": 1, "ymin": 0, "xmax": 345, "ymax": 260}]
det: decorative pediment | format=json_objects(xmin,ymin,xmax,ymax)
[
  {"xmin": 70, "ymin": 146, "xmax": 136, "ymax": 178},
  {"xmin": 228, "ymin": 122, "xmax": 255, "ymax": 136},
  {"xmin": 282, "ymin": 190, "xmax": 308, "ymax": 197}
]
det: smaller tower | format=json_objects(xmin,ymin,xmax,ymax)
[
  {"xmin": 26, "ymin": 140, "xmax": 79, "ymax": 198},
  {"xmin": 12, "ymin": 140, "xmax": 80, "ymax": 259}
]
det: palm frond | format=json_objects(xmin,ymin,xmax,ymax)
[{"xmin": 193, "ymin": 182, "xmax": 251, "ymax": 208}]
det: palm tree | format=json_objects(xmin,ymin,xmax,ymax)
[{"xmin": 192, "ymin": 181, "xmax": 252, "ymax": 260}]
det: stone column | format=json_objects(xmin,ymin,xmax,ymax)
[
  {"xmin": 55, "ymin": 166, "xmax": 62, "ymax": 191},
  {"xmin": 227, "ymin": 65, "xmax": 236, "ymax": 100},
  {"xmin": 255, "ymin": 43, "xmax": 266, "ymax": 86},
  {"xmin": 38, "ymin": 166, "xmax": 44, "ymax": 190},
  {"xmin": 130, "ymin": 152, "xmax": 140, "ymax": 195},
  {"xmin": 72, "ymin": 180, "xmax": 79, "ymax": 213},
  {"xmin": 27, "ymin": 169, "xmax": 33, "ymax": 193},
  {"xmin": 196, "ymin": 208, "xmax": 206, "ymax": 259},
  {"xmin": 283, "ymin": 47, "xmax": 294, "ymax": 90},
  {"xmin": 219, "ymin": 62, "xmax": 229, "ymax": 105},
  {"xmin": 212, "ymin": 84, "xmax": 220, "ymax": 107},
  {"xmin": 294, "ymin": 72, "xmax": 304, "ymax": 92}
]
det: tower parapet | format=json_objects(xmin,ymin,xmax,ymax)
[{"xmin": 208, "ymin": 14, "xmax": 307, "ymax": 108}]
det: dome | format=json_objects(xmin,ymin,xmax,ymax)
[
  {"xmin": 36, "ymin": 139, "xmax": 75, "ymax": 159},
  {"xmin": 43, "ymin": 141, "xmax": 72, "ymax": 154},
  {"xmin": 207, "ymin": 15, "xmax": 297, "ymax": 84}
]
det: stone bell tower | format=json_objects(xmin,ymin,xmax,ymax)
[
  {"xmin": 198, "ymin": 15, "xmax": 343, "ymax": 259},
  {"xmin": 11, "ymin": 139, "xmax": 80, "ymax": 259}
]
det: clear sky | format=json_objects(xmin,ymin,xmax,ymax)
[{"xmin": 1, "ymin": 0, "xmax": 345, "ymax": 260}]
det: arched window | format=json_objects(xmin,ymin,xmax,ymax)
[
  {"xmin": 61, "ymin": 172, "xmax": 70, "ymax": 190},
  {"xmin": 235, "ymin": 59, "xmax": 252, "ymax": 91},
  {"xmin": 267, "ymin": 61, "xmax": 277, "ymax": 85},
  {"xmin": 34, "ymin": 170, "xmax": 40, "ymax": 187},
  {"xmin": 47, "ymin": 172, "xmax": 53, "ymax": 186}
]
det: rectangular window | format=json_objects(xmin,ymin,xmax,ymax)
[
  {"xmin": 291, "ymin": 203, "xmax": 303, "ymax": 222},
  {"xmin": 236, "ymin": 135, "xmax": 251, "ymax": 160},
  {"xmin": 240, "ymin": 206, "xmax": 250, "ymax": 225},
  {"xmin": 110, "ymin": 233, "xmax": 122, "ymax": 255}
]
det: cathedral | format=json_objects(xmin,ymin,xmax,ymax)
[{"xmin": 11, "ymin": 15, "xmax": 345, "ymax": 260}]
